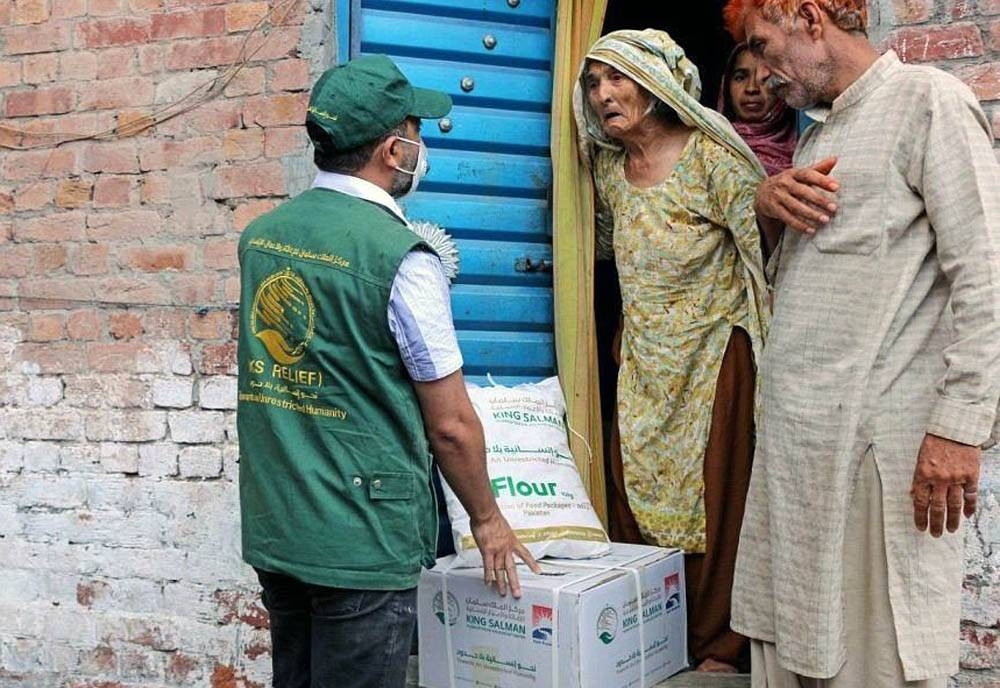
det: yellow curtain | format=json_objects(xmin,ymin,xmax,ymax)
[{"xmin": 551, "ymin": 0, "xmax": 608, "ymax": 524}]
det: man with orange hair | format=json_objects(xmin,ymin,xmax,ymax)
[{"xmin": 722, "ymin": 1, "xmax": 1000, "ymax": 686}]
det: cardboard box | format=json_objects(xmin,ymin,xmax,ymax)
[{"xmin": 418, "ymin": 543, "xmax": 688, "ymax": 688}]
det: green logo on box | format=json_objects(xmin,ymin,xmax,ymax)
[
  {"xmin": 597, "ymin": 606, "xmax": 618, "ymax": 645},
  {"xmin": 433, "ymin": 591, "xmax": 459, "ymax": 626}
]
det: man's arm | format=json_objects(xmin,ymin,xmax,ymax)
[
  {"xmin": 909, "ymin": 83, "xmax": 1000, "ymax": 537},
  {"xmin": 412, "ymin": 371, "xmax": 540, "ymax": 597}
]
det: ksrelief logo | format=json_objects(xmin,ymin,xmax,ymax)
[
  {"xmin": 531, "ymin": 605, "xmax": 553, "ymax": 644},
  {"xmin": 432, "ymin": 591, "xmax": 459, "ymax": 626},
  {"xmin": 596, "ymin": 606, "xmax": 618, "ymax": 645},
  {"xmin": 251, "ymin": 268, "xmax": 316, "ymax": 365}
]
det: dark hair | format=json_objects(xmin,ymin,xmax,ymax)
[{"xmin": 310, "ymin": 120, "xmax": 409, "ymax": 174}]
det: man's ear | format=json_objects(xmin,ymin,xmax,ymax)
[
  {"xmin": 378, "ymin": 135, "xmax": 399, "ymax": 169},
  {"xmin": 798, "ymin": 1, "xmax": 824, "ymax": 39}
]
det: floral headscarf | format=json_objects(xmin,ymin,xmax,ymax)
[{"xmin": 572, "ymin": 28, "xmax": 765, "ymax": 180}]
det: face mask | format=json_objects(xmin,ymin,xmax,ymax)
[{"xmin": 392, "ymin": 136, "xmax": 429, "ymax": 199}]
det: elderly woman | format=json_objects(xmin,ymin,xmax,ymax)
[
  {"xmin": 575, "ymin": 30, "xmax": 769, "ymax": 673},
  {"xmin": 718, "ymin": 43, "xmax": 798, "ymax": 176}
]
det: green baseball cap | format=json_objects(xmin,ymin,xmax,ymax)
[{"xmin": 306, "ymin": 54, "xmax": 452, "ymax": 153}]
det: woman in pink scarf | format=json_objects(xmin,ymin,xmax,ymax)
[{"xmin": 719, "ymin": 44, "xmax": 798, "ymax": 176}]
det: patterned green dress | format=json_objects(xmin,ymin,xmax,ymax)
[{"xmin": 595, "ymin": 129, "xmax": 765, "ymax": 553}]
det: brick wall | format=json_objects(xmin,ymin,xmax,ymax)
[
  {"xmin": 0, "ymin": 0, "xmax": 327, "ymax": 685},
  {"xmin": 0, "ymin": 0, "xmax": 997, "ymax": 686}
]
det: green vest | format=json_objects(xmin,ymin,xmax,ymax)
[{"xmin": 237, "ymin": 187, "xmax": 437, "ymax": 590}]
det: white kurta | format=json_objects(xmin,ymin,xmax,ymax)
[{"xmin": 731, "ymin": 52, "xmax": 1000, "ymax": 681}]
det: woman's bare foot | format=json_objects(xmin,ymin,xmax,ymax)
[{"xmin": 694, "ymin": 658, "xmax": 738, "ymax": 673}]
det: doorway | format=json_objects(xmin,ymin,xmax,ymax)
[{"xmin": 593, "ymin": 2, "xmax": 736, "ymax": 534}]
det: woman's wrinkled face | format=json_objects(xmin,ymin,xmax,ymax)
[
  {"xmin": 729, "ymin": 49, "xmax": 778, "ymax": 123},
  {"xmin": 585, "ymin": 61, "xmax": 654, "ymax": 140}
]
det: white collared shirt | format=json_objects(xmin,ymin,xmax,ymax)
[{"xmin": 311, "ymin": 172, "xmax": 463, "ymax": 382}]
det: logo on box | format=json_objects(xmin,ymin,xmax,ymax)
[
  {"xmin": 596, "ymin": 606, "xmax": 618, "ymax": 645},
  {"xmin": 531, "ymin": 604, "xmax": 553, "ymax": 644},
  {"xmin": 432, "ymin": 591, "xmax": 459, "ymax": 626},
  {"xmin": 664, "ymin": 573, "xmax": 681, "ymax": 613}
]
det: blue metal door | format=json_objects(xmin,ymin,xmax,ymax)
[{"xmin": 344, "ymin": 0, "xmax": 557, "ymax": 384}]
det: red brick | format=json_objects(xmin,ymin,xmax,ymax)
[
  {"xmin": 891, "ymin": 0, "xmax": 932, "ymax": 22},
  {"xmin": 271, "ymin": 59, "xmax": 309, "ymax": 92},
  {"xmin": 23, "ymin": 53, "xmax": 59, "ymax": 83},
  {"xmin": 60, "ymin": 52, "xmax": 98, "ymax": 81},
  {"xmin": 51, "ymin": 0, "xmax": 87, "ymax": 19},
  {"xmin": 93, "ymin": 176, "xmax": 132, "ymax": 207},
  {"xmin": 96, "ymin": 47, "xmax": 137, "ymax": 79},
  {"xmin": 97, "ymin": 275, "xmax": 170, "ymax": 306},
  {"xmin": 12, "ymin": 0, "xmax": 51, "ymax": 25},
  {"xmin": 888, "ymin": 23, "xmax": 985, "ymax": 63},
  {"xmin": 164, "ymin": 136, "xmax": 223, "ymax": 167},
  {"xmin": 956, "ymin": 62, "xmax": 1000, "ymax": 101},
  {"xmin": 203, "ymin": 236, "xmax": 238, "ymax": 270},
  {"xmin": 946, "ymin": 0, "xmax": 977, "ymax": 18},
  {"xmin": 250, "ymin": 25, "xmax": 301, "ymax": 61},
  {"xmin": 223, "ymin": 274, "xmax": 239, "ymax": 303},
  {"xmin": 988, "ymin": 19, "xmax": 1000, "ymax": 51},
  {"xmin": 984, "ymin": 0, "xmax": 1000, "ymax": 14},
  {"xmin": 200, "ymin": 342, "xmax": 236, "ymax": 374},
  {"xmin": 214, "ymin": 161, "xmax": 285, "ymax": 199},
  {"xmin": 28, "ymin": 313, "xmax": 65, "ymax": 341},
  {"xmin": 2, "ymin": 22, "xmax": 70, "ymax": 54},
  {"xmin": 166, "ymin": 653, "xmax": 201, "ymax": 683},
  {"xmin": 138, "ymin": 43, "xmax": 166, "ymax": 74},
  {"xmin": 55, "ymin": 179, "xmax": 93, "ymax": 208},
  {"xmin": 0, "ymin": 190, "xmax": 13, "ymax": 214},
  {"xmin": 190, "ymin": 310, "xmax": 230, "ymax": 339},
  {"xmin": 18, "ymin": 112, "xmax": 108, "ymax": 141},
  {"xmin": 0, "ymin": 2, "xmax": 9, "ymax": 24},
  {"xmin": 129, "ymin": 0, "xmax": 164, "ymax": 10},
  {"xmin": 265, "ymin": 126, "xmax": 306, "ymax": 158},
  {"xmin": 71, "ymin": 243, "xmax": 110, "ymax": 275},
  {"xmin": 140, "ymin": 172, "xmax": 170, "ymax": 204},
  {"xmin": 151, "ymin": 7, "xmax": 225, "ymax": 39},
  {"xmin": 20, "ymin": 276, "xmax": 96, "ymax": 303},
  {"xmin": 86, "ymin": 210, "xmax": 162, "ymax": 240},
  {"xmin": 167, "ymin": 100, "xmax": 242, "ymax": 135},
  {"xmin": 2, "ymin": 147, "xmax": 78, "ymax": 180},
  {"xmin": 82, "ymin": 141, "xmax": 139, "ymax": 174},
  {"xmin": 222, "ymin": 65, "xmax": 265, "ymax": 97},
  {"xmin": 223, "ymin": 128, "xmax": 263, "ymax": 160},
  {"xmin": 78, "ymin": 17, "xmax": 151, "ymax": 48},
  {"xmin": 90, "ymin": 0, "xmax": 124, "ymax": 14},
  {"xmin": 34, "ymin": 243, "xmax": 67, "ymax": 272},
  {"xmin": 108, "ymin": 311, "xmax": 144, "ymax": 339},
  {"xmin": 166, "ymin": 36, "xmax": 242, "ymax": 70},
  {"xmin": 0, "ymin": 62, "xmax": 22, "ymax": 87},
  {"xmin": 142, "ymin": 308, "xmax": 186, "ymax": 337},
  {"xmin": 78, "ymin": 77, "xmax": 153, "ymax": 110},
  {"xmin": 67, "ymin": 309, "xmax": 104, "ymax": 339},
  {"xmin": 116, "ymin": 110, "xmax": 155, "ymax": 138},
  {"xmin": 15, "ymin": 181, "xmax": 54, "ymax": 211},
  {"xmin": 226, "ymin": 2, "xmax": 269, "ymax": 32},
  {"xmin": 172, "ymin": 274, "xmax": 217, "ymax": 304},
  {"xmin": 0, "ymin": 245, "xmax": 32, "ymax": 278},
  {"xmin": 4, "ymin": 86, "xmax": 75, "ymax": 117},
  {"xmin": 244, "ymin": 93, "xmax": 308, "ymax": 127},
  {"xmin": 14, "ymin": 211, "xmax": 86, "ymax": 242},
  {"xmin": 233, "ymin": 198, "xmax": 278, "ymax": 230},
  {"xmin": 13, "ymin": 341, "xmax": 88, "ymax": 371},
  {"xmin": 121, "ymin": 245, "xmax": 194, "ymax": 272}
]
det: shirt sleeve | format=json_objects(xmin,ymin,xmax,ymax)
[
  {"xmin": 917, "ymin": 80, "xmax": 1000, "ymax": 447},
  {"xmin": 387, "ymin": 249, "xmax": 464, "ymax": 383}
]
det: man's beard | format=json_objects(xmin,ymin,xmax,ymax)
[
  {"xmin": 765, "ymin": 60, "xmax": 833, "ymax": 110},
  {"xmin": 388, "ymin": 169, "xmax": 413, "ymax": 198}
]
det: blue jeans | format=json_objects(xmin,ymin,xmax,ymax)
[{"xmin": 255, "ymin": 569, "xmax": 417, "ymax": 688}]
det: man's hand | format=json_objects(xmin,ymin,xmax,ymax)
[
  {"xmin": 755, "ymin": 157, "xmax": 839, "ymax": 235},
  {"xmin": 470, "ymin": 510, "xmax": 541, "ymax": 598},
  {"xmin": 910, "ymin": 433, "xmax": 981, "ymax": 537}
]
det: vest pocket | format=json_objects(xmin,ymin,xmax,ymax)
[{"xmin": 369, "ymin": 471, "xmax": 414, "ymax": 500}]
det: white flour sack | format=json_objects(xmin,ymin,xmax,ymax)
[{"xmin": 440, "ymin": 376, "xmax": 610, "ymax": 566}]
